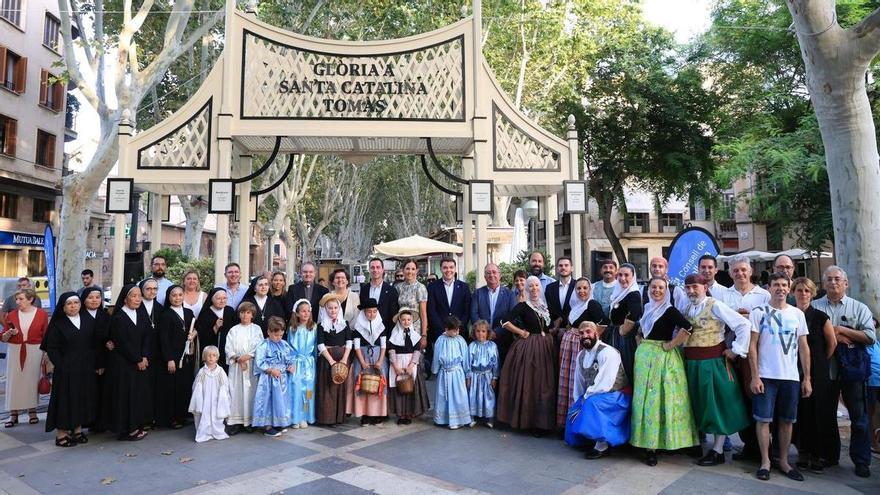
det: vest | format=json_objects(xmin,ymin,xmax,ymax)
[
  {"xmin": 579, "ymin": 342, "xmax": 628, "ymax": 392},
  {"xmin": 684, "ymin": 298, "xmax": 725, "ymax": 348}
]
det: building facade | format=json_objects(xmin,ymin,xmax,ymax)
[{"xmin": 0, "ymin": 0, "xmax": 66, "ymax": 277}]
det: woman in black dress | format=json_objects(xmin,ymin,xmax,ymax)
[
  {"xmin": 270, "ymin": 271, "xmax": 293, "ymax": 318},
  {"xmin": 604, "ymin": 263, "xmax": 643, "ymax": 382},
  {"xmin": 241, "ymin": 275, "xmax": 285, "ymax": 337},
  {"xmin": 497, "ymin": 275, "xmax": 557, "ymax": 434},
  {"xmin": 793, "ymin": 277, "xmax": 837, "ymax": 472},
  {"xmin": 154, "ymin": 285, "xmax": 197, "ymax": 429},
  {"xmin": 42, "ymin": 292, "xmax": 97, "ymax": 446},
  {"xmin": 138, "ymin": 278, "xmax": 162, "ymax": 425},
  {"xmin": 194, "ymin": 287, "xmax": 237, "ymax": 372},
  {"xmin": 81, "ymin": 286, "xmax": 110, "ymax": 431},
  {"xmin": 105, "ymin": 284, "xmax": 153, "ymax": 441},
  {"xmin": 315, "ymin": 294, "xmax": 353, "ymax": 426}
]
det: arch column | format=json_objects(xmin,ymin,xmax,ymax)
[
  {"xmin": 236, "ymin": 154, "xmax": 252, "ymax": 283},
  {"xmin": 213, "ymin": 136, "xmax": 232, "ymax": 285},
  {"xmin": 461, "ymin": 156, "xmax": 474, "ymax": 276},
  {"xmin": 150, "ymin": 193, "xmax": 163, "ymax": 256},
  {"xmin": 112, "ymin": 114, "xmax": 133, "ymax": 302},
  {"xmin": 544, "ymin": 195, "xmax": 557, "ymax": 263},
  {"xmin": 567, "ymin": 116, "xmax": 583, "ymax": 274}
]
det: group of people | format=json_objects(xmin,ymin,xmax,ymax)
[{"xmin": 1, "ymin": 251, "xmax": 876, "ymax": 483}]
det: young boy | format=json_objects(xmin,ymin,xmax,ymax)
[
  {"xmin": 432, "ymin": 316, "xmax": 473, "ymax": 429},
  {"xmin": 225, "ymin": 302, "xmax": 264, "ymax": 434},
  {"xmin": 189, "ymin": 346, "xmax": 231, "ymax": 442},
  {"xmin": 252, "ymin": 317, "xmax": 296, "ymax": 437}
]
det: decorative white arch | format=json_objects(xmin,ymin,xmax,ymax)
[{"xmin": 113, "ymin": 0, "xmax": 582, "ymax": 295}]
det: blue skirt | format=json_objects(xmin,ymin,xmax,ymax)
[{"xmin": 565, "ymin": 392, "xmax": 631, "ymax": 447}]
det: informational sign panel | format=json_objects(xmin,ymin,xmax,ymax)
[
  {"xmin": 469, "ymin": 180, "xmax": 493, "ymax": 215},
  {"xmin": 241, "ymin": 31, "xmax": 465, "ymax": 121},
  {"xmin": 105, "ymin": 178, "xmax": 134, "ymax": 213},
  {"xmin": 209, "ymin": 180, "xmax": 235, "ymax": 214},
  {"xmin": 563, "ymin": 180, "xmax": 587, "ymax": 213}
]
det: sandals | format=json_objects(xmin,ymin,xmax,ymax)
[
  {"xmin": 120, "ymin": 430, "xmax": 147, "ymax": 441},
  {"xmin": 28, "ymin": 416, "xmax": 39, "ymax": 425},
  {"xmin": 73, "ymin": 432, "xmax": 88, "ymax": 444},
  {"xmin": 3, "ymin": 416, "xmax": 18, "ymax": 428},
  {"xmin": 55, "ymin": 436, "xmax": 76, "ymax": 448}
]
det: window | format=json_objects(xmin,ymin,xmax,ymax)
[
  {"xmin": 690, "ymin": 199, "xmax": 711, "ymax": 221},
  {"xmin": 35, "ymin": 130, "xmax": 56, "ymax": 167},
  {"xmin": 0, "ymin": 46, "xmax": 26, "ymax": 93},
  {"xmin": 39, "ymin": 70, "xmax": 64, "ymax": 111},
  {"xmin": 0, "ymin": 0, "xmax": 21, "ymax": 27},
  {"xmin": 628, "ymin": 248, "xmax": 649, "ymax": 282},
  {"xmin": 0, "ymin": 114, "xmax": 15, "ymax": 156},
  {"xmin": 43, "ymin": 13, "xmax": 60, "ymax": 51},
  {"xmin": 722, "ymin": 192, "xmax": 736, "ymax": 220},
  {"xmin": 0, "ymin": 191, "xmax": 18, "ymax": 218},
  {"xmin": 27, "ymin": 250, "xmax": 45, "ymax": 277},
  {"xmin": 660, "ymin": 213, "xmax": 683, "ymax": 232},
  {"xmin": 32, "ymin": 198, "xmax": 53, "ymax": 222},
  {"xmin": 0, "ymin": 249, "xmax": 17, "ymax": 277},
  {"xmin": 624, "ymin": 212, "xmax": 649, "ymax": 233}
]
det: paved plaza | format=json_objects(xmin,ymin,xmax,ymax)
[{"xmin": 0, "ymin": 358, "xmax": 877, "ymax": 495}]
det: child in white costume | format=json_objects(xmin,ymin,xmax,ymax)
[
  {"xmin": 224, "ymin": 302, "xmax": 264, "ymax": 433},
  {"xmin": 189, "ymin": 346, "xmax": 231, "ymax": 442}
]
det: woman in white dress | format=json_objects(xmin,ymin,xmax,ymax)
[
  {"xmin": 182, "ymin": 270, "xmax": 207, "ymax": 319},
  {"xmin": 2, "ymin": 288, "xmax": 49, "ymax": 427}
]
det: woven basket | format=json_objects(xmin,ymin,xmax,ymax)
[
  {"xmin": 331, "ymin": 362, "xmax": 349, "ymax": 385},
  {"xmin": 396, "ymin": 373, "xmax": 414, "ymax": 395},
  {"xmin": 360, "ymin": 369, "xmax": 381, "ymax": 394}
]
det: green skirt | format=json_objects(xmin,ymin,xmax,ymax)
[
  {"xmin": 685, "ymin": 356, "xmax": 748, "ymax": 435},
  {"xmin": 630, "ymin": 341, "xmax": 699, "ymax": 450}
]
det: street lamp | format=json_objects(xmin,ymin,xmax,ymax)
[
  {"xmin": 523, "ymin": 199, "xmax": 539, "ymax": 250},
  {"xmin": 263, "ymin": 226, "xmax": 277, "ymax": 271}
]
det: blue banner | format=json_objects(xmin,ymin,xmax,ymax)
[
  {"xmin": 666, "ymin": 226, "xmax": 720, "ymax": 286},
  {"xmin": 0, "ymin": 230, "xmax": 45, "ymax": 246},
  {"xmin": 44, "ymin": 225, "xmax": 56, "ymax": 314}
]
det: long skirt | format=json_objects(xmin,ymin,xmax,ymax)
[
  {"xmin": 497, "ymin": 334, "xmax": 557, "ymax": 431},
  {"xmin": 556, "ymin": 329, "xmax": 581, "ymax": 428},
  {"xmin": 468, "ymin": 369, "xmax": 496, "ymax": 420},
  {"xmin": 433, "ymin": 366, "xmax": 472, "ymax": 427},
  {"xmin": 289, "ymin": 354, "xmax": 316, "ymax": 425},
  {"xmin": 4, "ymin": 343, "xmax": 42, "ymax": 411},
  {"xmin": 630, "ymin": 341, "xmax": 698, "ymax": 450},
  {"xmin": 153, "ymin": 355, "xmax": 195, "ymax": 426},
  {"xmin": 347, "ymin": 346, "xmax": 388, "ymax": 418},
  {"xmin": 796, "ymin": 379, "xmax": 838, "ymax": 460},
  {"xmin": 685, "ymin": 356, "xmax": 749, "ymax": 435},
  {"xmin": 388, "ymin": 353, "xmax": 429, "ymax": 418},
  {"xmin": 565, "ymin": 392, "xmax": 632, "ymax": 447},
  {"xmin": 603, "ymin": 325, "xmax": 636, "ymax": 383},
  {"xmin": 316, "ymin": 346, "xmax": 350, "ymax": 425}
]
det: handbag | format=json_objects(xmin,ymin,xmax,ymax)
[{"xmin": 38, "ymin": 362, "xmax": 51, "ymax": 395}]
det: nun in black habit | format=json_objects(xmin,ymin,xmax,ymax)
[
  {"xmin": 105, "ymin": 284, "xmax": 153, "ymax": 441},
  {"xmin": 42, "ymin": 292, "xmax": 97, "ymax": 446},
  {"xmin": 154, "ymin": 285, "xmax": 197, "ymax": 428},
  {"xmin": 240, "ymin": 275, "xmax": 285, "ymax": 338},
  {"xmin": 194, "ymin": 287, "xmax": 237, "ymax": 372},
  {"xmin": 138, "ymin": 277, "xmax": 163, "ymax": 426},
  {"xmin": 80, "ymin": 286, "xmax": 110, "ymax": 431}
]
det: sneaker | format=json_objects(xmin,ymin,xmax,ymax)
[
  {"xmin": 299, "ymin": 421, "xmax": 308, "ymax": 429},
  {"xmin": 281, "ymin": 428, "xmax": 289, "ymax": 433},
  {"xmin": 449, "ymin": 425, "xmax": 460, "ymax": 430},
  {"xmin": 468, "ymin": 421, "xmax": 477, "ymax": 428},
  {"xmin": 585, "ymin": 448, "xmax": 610, "ymax": 460},
  {"xmin": 697, "ymin": 450, "xmax": 725, "ymax": 466},
  {"xmin": 291, "ymin": 423, "xmax": 300, "ymax": 429},
  {"xmin": 264, "ymin": 428, "xmax": 282, "ymax": 437}
]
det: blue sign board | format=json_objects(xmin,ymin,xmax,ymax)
[
  {"xmin": 0, "ymin": 230, "xmax": 45, "ymax": 246},
  {"xmin": 44, "ymin": 225, "xmax": 56, "ymax": 313},
  {"xmin": 666, "ymin": 227, "xmax": 720, "ymax": 286}
]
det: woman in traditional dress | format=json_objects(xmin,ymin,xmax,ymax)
[
  {"xmin": 388, "ymin": 308, "xmax": 430, "ymax": 424},
  {"xmin": 396, "ymin": 260, "xmax": 429, "ymax": 355},
  {"xmin": 241, "ymin": 275, "xmax": 285, "ymax": 338},
  {"xmin": 630, "ymin": 277, "xmax": 699, "ymax": 466},
  {"xmin": 43, "ymin": 292, "xmax": 97, "ymax": 446},
  {"xmin": 557, "ymin": 278, "xmax": 608, "ymax": 429},
  {"xmin": 793, "ymin": 277, "xmax": 837, "ymax": 472},
  {"xmin": 315, "ymin": 295, "xmax": 352, "ymax": 426},
  {"xmin": 181, "ymin": 270, "xmax": 207, "ymax": 319},
  {"xmin": 270, "ymin": 271, "xmax": 292, "ymax": 318},
  {"xmin": 81, "ymin": 286, "xmax": 110, "ymax": 431},
  {"xmin": 155, "ymin": 285, "xmax": 197, "ymax": 429},
  {"xmin": 194, "ymin": 288, "xmax": 237, "ymax": 372},
  {"xmin": 348, "ymin": 298, "xmax": 388, "ymax": 425},
  {"xmin": 329, "ymin": 268, "xmax": 361, "ymax": 325},
  {"xmin": 603, "ymin": 263, "xmax": 643, "ymax": 382},
  {"xmin": 497, "ymin": 276, "xmax": 557, "ymax": 435},
  {"xmin": 106, "ymin": 284, "xmax": 153, "ymax": 440},
  {"xmin": 287, "ymin": 298, "xmax": 317, "ymax": 428},
  {"xmin": 1, "ymin": 288, "xmax": 49, "ymax": 427}
]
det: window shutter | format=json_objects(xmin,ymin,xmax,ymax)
[
  {"xmin": 46, "ymin": 134, "xmax": 56, "ymax": 167},
  {"xmin": 39, "ymin": 70, "xmax": 48, "ymax": 105},
  {"xmin": 0, "ymin": 48, "xmax": 6, "ymax": 84},
  {"xmin": 53, "ymin": 81, "xmax": 64, "ymax": 111},
  {"xmin": 14, "ymin": 56, "xmax": 26, "ymax": 93},
  {"xmin": 6, "ymin": 119, "xmax": 16, "ymax": 156}
]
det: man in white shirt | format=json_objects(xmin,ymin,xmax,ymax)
[
  {"xmin": 217, "ymin": 262, "xmax": 246, "ymax": 309},
  {"xmin": 546, "ymin": 256, "xmax": 576, "ymax": 328},
  {"xmin": 748, "ymin": 273, "xmax": 811, "ymax": 482},
  {"xmin": 592, "ymin": 259, "xmax": 617, "ymax": 317},
  {"xmin": 528, "ymin": 251, "xmax": 555, "ymax": 289},
  {"xmin": 640, "ymin": 256, "xmax": 686, "ymax": 306},
  {"xmin": 698, "ymin": 255, "xmax": 727, "ymax": 296}
]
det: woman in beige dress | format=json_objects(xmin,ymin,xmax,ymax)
[
  {"xmin": 329, "ymin": 268, "xmax": 361, "ymax": 325},
  {"xmin": 2, "ymin": 288, "xmax": 49, "ymax": 427}
]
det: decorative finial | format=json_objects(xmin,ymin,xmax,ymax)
[
  {"xmin": 567, "ymin": 114, "xmax": 576, "ymax": 130},
  {"xmin": 246, "ymin": 0, "xmax": 258, "ymax": 14},
  {"xmin": 461, "ymin": 4, "xmax": 469, "ymax": 18},
  {"xmin": 121, "ymin": 108, "xmax": 132, "ymax": 124}
]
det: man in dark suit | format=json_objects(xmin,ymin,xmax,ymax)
[
  {"xmin": 359, "ymin": 258, "xmax": 399, "ymax": 331},
  {"xmin": 426, "ymin": 257, "xmax": 472, "ymax": 377},
  {"xmin": 286, "ymin": 261, "xmax": 329, "ymax": 313},
  {"xmin": 545, "ymin": 256, "xmax": 576, "ymax": 329},
  {"xmin": 470, "ymin": 263, "xmax": 516, "ymax": 364}
]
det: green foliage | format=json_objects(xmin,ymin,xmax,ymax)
[
  {"xmin": 166, "ymin": 257, "xmax": 216, "ymax": 292},
  {"xmin": 153, "ymin": 247, "xmax": 187, "ymax": 269}
]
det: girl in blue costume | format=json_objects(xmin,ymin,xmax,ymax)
[
  {"xmin": 287, "ymin": 299, "xmax": 317, "ymax": 429},
  {"xmin": 432, "ymin": 316, "xmax": 473, "ymax": 429},
  {"xmin": 252, "ymin": 317, "xmax": 296, "ymax": 437},
  {"xmin": 467, "ymin": 320, "xmax": 499, "ymax": 428}
]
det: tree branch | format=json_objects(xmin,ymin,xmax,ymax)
[
  {"xmin": 57, "ymin": 0, "xmax": 102, "ymax": 112},
  {"xmin": 139, "ymin": 9, "xmax": 224, "ymax": 92},
  {"xmin": 852, "ymin": 6, "xmax": 880, "ymax": 59},
  {"xmin": 300, "ymin": 0, "xmax": 325, "ymax": 32}
]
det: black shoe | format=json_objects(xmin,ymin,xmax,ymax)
[
  {"xmin": 227, "ymin": 424, "xmax": 242, "ymax": 436},
  {"xmin": 361, "ymin": 417, "xmax": 370, "ymax": 426},
  {"xmin": 855, "ymin": 464, "xmax": 870, "ymax": 478},
  {"xmin": 697, "ymin": 450, "xmax": 725, "ymax": 466},
  {"xmin": 685, "ymin": 446, "xmax": 703, "ymax": 458},
  {"xmin": 243, "ymin": 426, "xmax": 254, "ymax": 433},
  {"xmin": 645, "ymin": 450, "xmax": 658, "ymax": 466},
  {"xmin": 585, "ymin": 448, "xmax": 610, "ymax": 460}
]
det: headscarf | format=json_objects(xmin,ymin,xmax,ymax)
[
  {"xmin": 52, "ymin": 291, "xmax": 80, "ymax": 320},
  {"xmin": 524, "ymin": 275, "xmax": 551, "ymax": 326},
  {"xmin": 353, "ymin": 309, "xmax": 385, "ymax": 343},
  {"xmin": 388, "ymin": 310, "xmax": 416, "ymax": 347},
  {"xmin": 243, "ymin": 275, "xmax": 268, "ymax": 300},
  {"xmin": 318, "ymin": 302, "xmax": 347, "ymax": 334},
  {"xmin": 138, "ymin": 277, "xmax": 158, "ymax": 298},
  {"xmin": 80, "ymin": 286, "xmax": 104, "ymax": 309},
  {"xmin": 610, "ymin": 263, "xmax": 640, "ymax": 308},
  {"xmin": 639, "ymin": 277, "xmax": 672, "ymax": 339},
  {"xmin": 567, "ymin": 278, "xmax": 593, "ymax": 326},
  {"xmin": 113, "ymin": 283, "xmax": 139, "ymax": 310},
  {"xmin": 163, "ymin": 284, "xmax": 184, "ymax": 309}
]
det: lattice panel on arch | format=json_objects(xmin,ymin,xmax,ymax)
[
  {"xmin": 241, "ymin": 31, "xmax": 465, "ymax": 121},
  {"xmin": 493, "ymin": 104, "xmax": 560, "ymax": 171},
  {"xmin": 138, "ymin": 99, "xmax": 212, "ymax": 169}
]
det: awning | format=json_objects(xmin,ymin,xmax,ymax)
[
  {"xmin": 373, "ymin": 235, "xmax": 463, "ymax": 258},
  {"xmin": 717, "ymin": 249, "xmax": 833, "ymax": 263}
]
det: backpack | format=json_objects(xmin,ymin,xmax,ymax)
[{"xmin": 837, "ymin": 344, "xmax": 871, "ymax": 382}]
